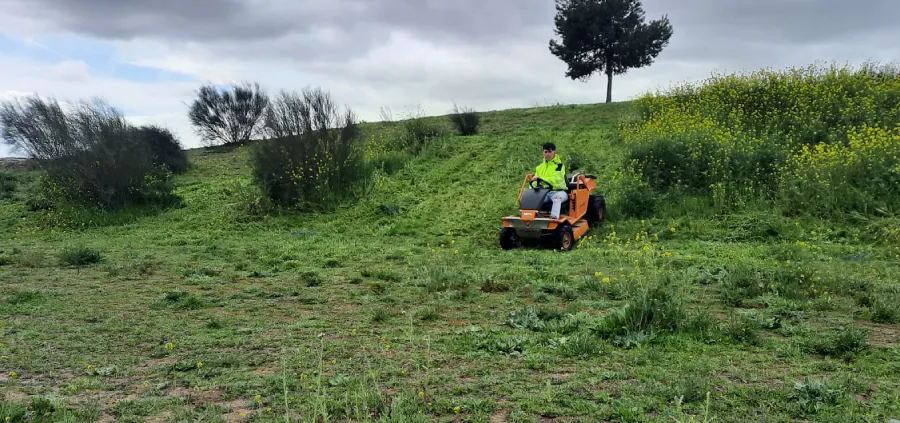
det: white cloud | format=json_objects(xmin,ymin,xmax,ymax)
[
  {"xmin": 49, "ymin": 60, "xmax": 90, "ymax": 82},
  {"xmin": 0, "ymin": 53, "xmax": 198, "ymax": 155}
]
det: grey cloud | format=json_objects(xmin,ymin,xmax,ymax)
[
  {"xmin": 360, "ymin": 0, "xmax": 554, "ymax": 44},
  {"xmin": 8, "ymin": 0, "xmax": 553, "ymax": 47},
  {"xmin": 639, "ymin": 0, "xmax": 900, "ymax": 63},
  {"xmin": 198, "ymin": 25, "xmax": 390, "ymax": 63},
  {"xmin": 5, "ymin": 0, "xmax": 296, "ymax": 41},
  {"xmin": 669, "ymin": 0, "xmax": 900, "ymax": 43},
  {"xmin": 8, "ymin": 0, "xmax": 898, "ymax": 64}
]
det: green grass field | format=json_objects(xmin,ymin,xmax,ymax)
[{"xmin": 1, "ymin": 87, "xmax": 899, "ymax": 422}]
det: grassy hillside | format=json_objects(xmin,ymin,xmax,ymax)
[{"xmin": 1, "ymin": 71, "xmax": 899, "ymax": 423}]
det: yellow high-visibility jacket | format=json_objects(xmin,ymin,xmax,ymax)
[{"xmin": 534, "ymin": 154, "xmax": 566, "ymax": 190}]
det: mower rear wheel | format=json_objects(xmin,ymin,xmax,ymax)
[
  {"xmin": 499, "ymin": 227, "xmax": 521, "ymax": 250},
  {"xmin": 586, "ymin": 195, "xmax": 606, "ymax": 224},
  {"xmin": 553, "ymin": 224, "xmax": 575, "ymax": 251}
]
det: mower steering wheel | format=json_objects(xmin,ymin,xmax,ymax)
[{"xmin": 529, "ymin": 177, "xmax": 554, "ymax": 190}]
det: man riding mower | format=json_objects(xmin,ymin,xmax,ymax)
[{"xmin": 499, "ymin": 143, "xmax": 605, "ymax": 251}]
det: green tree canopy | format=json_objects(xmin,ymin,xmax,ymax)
[{"xmin": 549, "ymin": 0, "xmax": 673, "ymax": 103}]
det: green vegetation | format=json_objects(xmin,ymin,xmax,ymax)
[
  {"xmin": 622, "ymin": 62, "xmax": 900, "ymax": 218},
  {"xmin": 1, "ymin": 62, "xmax": 899, "ymax": 422},
  {"xmin": 133, "ymin": 125, "xmax": 190, "ymax": 175},
  {"xmin": 0, "ymin": 171, "xmax": 29, "ymax": 202},
  {"xmin": 0, "ymin": 97, "xmax": 185, "ymax": 213},
  {"xmin": 248, "ymin": 87, "xmax": 370, "ymax": 213}
]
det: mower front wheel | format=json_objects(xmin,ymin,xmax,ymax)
[
  {"xmin": 553, "ymin": 224, "xmax": 575, "ymax": 251},
  {"xmin": 499, "ymin": 227, "xmax": 521, "ymax": 250}
]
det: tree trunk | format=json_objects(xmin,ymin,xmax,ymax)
[{"xmin": 606, "ymin": 69, "xmax": 613, "ymax": 104}]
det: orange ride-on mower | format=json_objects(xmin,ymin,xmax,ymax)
[{"xmin": 499, "ymin": 172, "xmax": 605, "ymax": 251}]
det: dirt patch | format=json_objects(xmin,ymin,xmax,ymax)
[
  {"xmin": 108, "ymin": 377, "xmax": 132, "ymax": 386},
  {"xmin": 715, "ymin": 363, "xmax": 794, "ymax": 387},
  {"xmin": 95, "ymin": 412, "xmax": 116, "ymax": 423},
  {"xmin": 220, "ymin": 398, "xmax": 255, "ymax": 423},
  {"xmin": 167, "ymin": 386, "xmax": 225, "ymax": 405},
  {"xmin": 136, "ymin": 356, "xmax": 176, "ymax": 374},
  {"xmin": 589, "ymin": 382, "xmax": 621, "ymax": 398},
  {"xmin": 549, "ymin": 372, "xmax": 572, "ymax": 383},
  {"xmin": 2, "ymin": 390, "xmax": 28, "ymax": 402},
  {"xmin": 1, "ymin": 369, "xmax": 77, "ymax": 385},
  {"xmin": 457, "ymin": 375, "xmax": 476, "ymax": 384},
  {"xmin": 490, "ymin": 409, "xmax": 510, "ymax": 422},
  {"xmin": 193, "ymin": 389, "xmax": 225, "ymax": 404},
  {"xmin": 860, "ymin": 321, "xmax": 899, "ymax": 347},
  {"xmin": 536, "ymin": 416, "xmax": 594, "ymax": 422},
  {"xmin": 577, "ymin": 308, "xmax": 607, "ymax": 317},
  {"xmin": 251, "ymin": 364, "xmax": 278, "ymax": 376},
  {"xmin": 489, "ymin": 397, "xmax": 509, "ymax": 423},
  {"xmin": 89, "ymin": 390, "xmax": 140, "ymax": 411}
]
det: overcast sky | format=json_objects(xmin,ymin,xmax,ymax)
[{"xmin": 1, "ymin": 0, "xmax": 898, "ymax": 157}]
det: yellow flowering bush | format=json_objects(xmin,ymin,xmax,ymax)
[
  {"xmin": 620, "ymin": 61, "xmax": 900, "ymax": 216},
  {"xmin": 779, "ymin": 124, "xmax": 900, "ymax": 216}
]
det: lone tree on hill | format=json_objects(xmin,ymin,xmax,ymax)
[
  {"xmin": 187, "ymin": 81, "xmax": 269, "ymax": 146},
  {"xmin": 549, "ymin": 0, "xmax": 673, "ymax": 103}
]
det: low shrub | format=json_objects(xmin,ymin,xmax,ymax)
[
  {"xmin": 869, "ymin": 292, "xmax": 900, "ymax": 324},
  {"xmin": 363, "ymin": 106, "xmax": 445, "ymax": 157},
  {"xmin": 596, "ymin": 282, "xmax": 686, "ymax": 346},
  {"xmin": 802, "ymin": 326, "xmax": 870, "ymax": 361},
  {"xmin": 370, "ymin": 151, "xmax": 409, "ymax": 175},
  {"xmin": 0, "ymin": 96, "xmax": 180, "ymax": 210},
  {"xmin": 720, "ymin": 264, "xmax": 771, "ymax": 307},
  {"xmin": 722, "ymin": 312, "xmax": 761, "ymax": 345},
  {"xmin": 401, "ymin": 116, "xmax": 443, "ymax": 154},
  {"xmin": 448, "ymin": 103, "xmax": 480, "ymax": 136},
  {"xmin": 59, "ymin": 246, "xmax": 102, "ymax": 266},
  {"xmin": 250, "ymin": 87, "xmax": 369, "ymax": 212},
  {"xmin": 0, "ymin": 171, "xmax": 18, "ymax": 200},
  {"xmin": 789, "ymin": 377, "xmax": 848, "ymax": 416},
  {"xmin": 610, "ymin": 166, "xmax": 657, "ymax": 219},
  {"xmin": 132, "ymin": 124, "xmax": 189, "ymax": 173}
]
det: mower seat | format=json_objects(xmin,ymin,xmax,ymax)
[
  {"xmin": 565, "ymin": 172, "xmax": 597, "ymax": 190},
  {"xmin": 565, "ymin": 173, "xmax": 582, "ymax": 190}
]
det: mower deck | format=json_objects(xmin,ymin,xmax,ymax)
[{"xmin": 501, "ymin": 215, "xmax": 588, "ymax": 239}]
